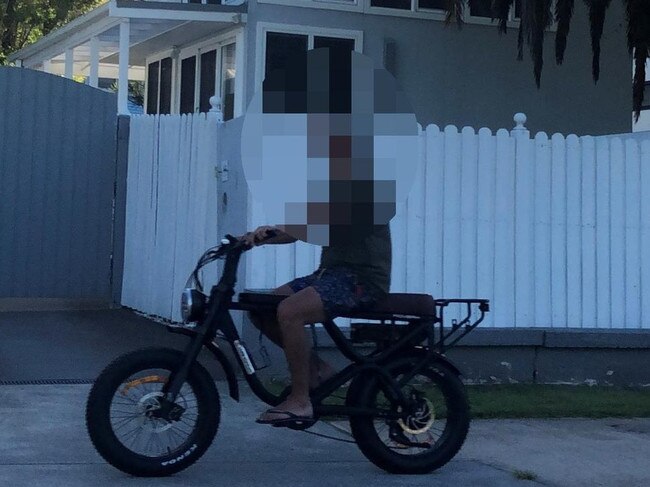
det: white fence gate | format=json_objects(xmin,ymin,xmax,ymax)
[
  {"xmin": 122, "ymin": 114, "xmax": 219, "ymax": 322},
  {"xmin": 122, "ymin": 113, "xmax": 650, "ymax": 328}
]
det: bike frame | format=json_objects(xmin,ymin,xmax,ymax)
[{"xmin": 160, "ymin": 238, "xmax": 489, "ymax": 421}]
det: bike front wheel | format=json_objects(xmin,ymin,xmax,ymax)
[
  {"xmin": 348, "ymin": 357, "xmax": 470, "ymax": 474},
  {"xmin": 86, "ymin": 347, "xmax": 220, "ymax": 477}
]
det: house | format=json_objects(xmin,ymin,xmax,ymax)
[{"xmin": 9, "ymin": 0, "xmax": 631, "ymax": 135}]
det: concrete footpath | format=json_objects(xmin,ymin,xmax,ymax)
[{"xmin": 0, "ymin": 384, "xmax": 648, "ymax": 487}]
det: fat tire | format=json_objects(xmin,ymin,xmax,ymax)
[
  {"xmin": 348, "ymin": 359, "xmax": 470, "ymax": 474},
  {"xmin": 86, "ymin": 347, "xmax": 220, "ymax": 477}
]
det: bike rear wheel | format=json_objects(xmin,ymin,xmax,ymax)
[
  {"xmin": 348, "ymin": 358, "xmax": 470, "ymax": 474},
  {"xmin": 86, "ymin": 347, "xmax": 220, "ymax": 477}
]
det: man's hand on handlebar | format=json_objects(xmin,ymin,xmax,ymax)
[{"xmin": 239, "ymin": 225, "xmax": 298, "ymax": 248}]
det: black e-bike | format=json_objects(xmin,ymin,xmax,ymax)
[{"xmin": 86, "ymin": 233, "xmax": 489, "ymax": 476}]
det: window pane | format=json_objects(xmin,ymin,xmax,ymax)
[
  {"xmin": 221, "ymin": 43, "xmax": 236, "ymax": 121},
  {"xmin": 469, "ymin": 0, "xmax": 493, "ymax": 18},
  {"xmin": 146, "ymin": 61, "xmax": 159, "ymax": 114},
  {"xmin": 514, "ymin": 0, "xmax": 521, "ymax": 19},
  {"xmin": 370, "ymin": 0, "xmax": 410, "ymax": 10},
  {"xmin": 313, "ymin": 36, "xmax": 356, "ymax": 51},
  {"xmin": 265, "ymin": 32, "xmax": 308, "ymax": 79},
  {"xmin": 417, "ymin": 0, "xmax": 446, "ymax": 9},
  {"xmin": 159, "ymin": 57, "xmax": 173, "ymax": 115},
  {"xmin": 199, "ymin": 49, "xmax": 217, "ymax": 113},
  {"xmin": 180, "ymin": 56, "xmax": 197, "ymax": 114}
]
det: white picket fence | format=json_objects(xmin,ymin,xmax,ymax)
[
  {"xmin": 122, "ymin": 113, "xmax": 650, "ymax": 328},
  {"xmin": 246, "ymin": 120, "xmax": 650, "ymax": 329},
  {"xmin": 121, "ymin": 114, "xmax": 220, "ymax": 322}
]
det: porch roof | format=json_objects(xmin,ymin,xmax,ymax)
[{"xmin": 9, "ymin": 0, "xmax": 247, "ymax": 76}]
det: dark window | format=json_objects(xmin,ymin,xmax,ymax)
[
  {"xmin": 313, "ymin": 36, "xmax": 356, "ymax": 51},
  {"xmin": 514, "ymin": 0, "xmax": 521, "ymax": 18},
  {"xmin": 265, "ymin": 32, "xmax": 308, "ymax": 78},
  {"xmin": 180, "ymin": 56, "xmax": 197, "ymax": 114},
  {"xmin": 199, "ymin": 49, "xmax": 217, "ymax": 113},
  {"xmin": 370, "ymin": 0, "xmax": 410, "ymax": 9},
  {"xmin": 159, "ymin": 57, "xmax": 172, "ymax": 114},
  {"xmin": 146, "ymin": 61, "xmax": 159, "ymax": 114},
  {"xmin": 469, "ymin": 0, "xmax": 493, "ymax": 18},
  {"xmin": 417, "ymin": 0, "xmax": 446, "ymax": 9}
]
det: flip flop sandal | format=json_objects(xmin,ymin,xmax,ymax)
[{"xmin": 256, "ymin": 409, "xmax": 317, "ymax": 430}]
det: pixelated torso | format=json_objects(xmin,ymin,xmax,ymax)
[{"xmin": 319, "ymin": 224, "xmax": 392, "ymax": 296}]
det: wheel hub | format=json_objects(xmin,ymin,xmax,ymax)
[{"xmin": 397, "ymin": 397, "xmax": 436, "ymax": 435}]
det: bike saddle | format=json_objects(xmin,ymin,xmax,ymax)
[
  {"xmin": 238, "ymin": 291, "xmax": 436, "ymax": 318},
  {"xmin": 350, "ymin": 293, "xmax": 436, "ymax": 318}
]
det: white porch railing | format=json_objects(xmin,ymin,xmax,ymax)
[{"xmin": 122, "ymin": 112, "xmax": 650, "ymax": 328}]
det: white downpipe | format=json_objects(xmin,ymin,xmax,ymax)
[{"xmin": 118, "ymin": 19, "xmax": 130, "ymax": 115}]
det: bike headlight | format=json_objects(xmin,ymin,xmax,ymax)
[{"xmin": 180, "ymin": 288, "xmax": 207, "ymax": 323}]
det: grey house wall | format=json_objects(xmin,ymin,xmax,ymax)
[
  {"xmin": 0, "ymin": 67, "xmax": 119, "ymax": 307},
  {"xmin": 245, "ymin": 0, "xmax": 630, "ymax": 136}
]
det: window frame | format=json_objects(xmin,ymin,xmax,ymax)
[
  {"xmin": 255, "ymin": 22, "xmax": 364, "ymax": 88},
  {"xmin": 144, "ymin": 27, "xmax": 243, "ymax": 116},
  {"xmin": 177, "ymin": 32, "xmax": 238, "ymax": 115}
]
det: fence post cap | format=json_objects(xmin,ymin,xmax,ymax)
[{"xmin": 513, "ymin": 113, "xmax": 527, "ymax": 131}]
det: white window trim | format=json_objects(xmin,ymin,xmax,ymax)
[
  {"xmin": 255, "ymin": 0, "xmax": 555, "ymax": 31},
  {"xmin": 255, "ymin": 22, "xmax": 364, "ymax": 88}
]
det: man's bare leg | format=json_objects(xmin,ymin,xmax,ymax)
[
  {"xmin": 257, "ymin": 286, "xmax": 327, "ymax": 421},
  {"xmin": 249, "ymin": 284, "xmax": 334, "ymax": 388}
]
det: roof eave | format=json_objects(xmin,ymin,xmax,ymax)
[{"xmin": 8, "ymin": 3, "xmax": 111, "ymax": 62}]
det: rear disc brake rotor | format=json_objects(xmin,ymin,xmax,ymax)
[{"xmin": 397, "ymin": 397, "xmax": 436, "ymax": 435}]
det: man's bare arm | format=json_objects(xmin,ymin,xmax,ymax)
[{"xmin": 241, "ymin": 225, "xmax": 297, "ymax": 247}]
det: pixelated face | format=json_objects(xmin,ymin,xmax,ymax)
[{"xmin": 241, "ymin": 47, "xmax": 419, "ymax": 246}]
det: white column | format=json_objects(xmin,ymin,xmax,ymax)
[
  {"xmin": 64, "ymin": 48, "xmax": 74, "ymax": 79},
  {"xmin": 89, "ymin": 36, "xmax": 100, "ymax": 88},
  {"xmin": 118, "ymin": 19, "xmax": 130, "ymax": 115},
  {"xmin": 233, "ymin": 29, "xmax": 245, "ymax": 118}
]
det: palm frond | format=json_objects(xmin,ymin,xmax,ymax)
[
  {"xmin": 531, "ymin": 0, "xmax": 553, "ymax": 86},
  {"xmin": 632, "ymin": 45, "xmax": 647, "ymax": 123},
  {"xmin": 554, "ymin": 0, "xmax": 574, "ymax": 64},
  {"xmin": 492, "ymin": 0, "xmax": 516, "ymax": 34},
  {"xmin": 627, "ymin": 0, "xmax": 650, "ymax": 120},
  {"xmin": 584, "ymin": 0, "xmax": 612, "ymax": 82},
  {"xmin": 445, "ymin": 0, "xmax": 465, "ymax": 28}
]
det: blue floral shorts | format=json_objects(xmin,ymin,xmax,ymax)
[{"xmin": 287, "ymin": 267, "xmax": 382, "ymax": 319}]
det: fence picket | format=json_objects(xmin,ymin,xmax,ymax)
[
  {"xmin": 581, "ymin": 136, "xmax": 597, "ymax": 328},
  {"xmin": 424, "ymin": 124, "xmax": 444, "ymax": 299},
  {"xmin": 493, "ymin": 129, "xmax": 516, "ymax": 326},
  {"xmin": 624, "ymin": 139, "xmax": 641, "ymax": 329},
  {"xmin": 551, "ymin": 134, "xmax": 568, "ymax": 327},
  {"xmin": 595, "ymin": 137, "xmax": 611, "ymax": 328},
  {"xmin": 565, "ymin": 134, "xmax": 582, "ymax": 327},
  {"xmin": 460, "ymin": 127, "xmax": 478, "ymax": 298},
  {"xmin": 640, "ymin": 141, "xmax": 650, "ymax": 328},
  {"xmin": 609, "ymin": 138, "xmax": 626, "ymax": 328},
  {"xmin": 534, "ymin": 132, "xmax": 552, "ymax": 326},
  {"xmin": 476, "ymin": 127, "xmax": 495, "ymax": 327}
]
